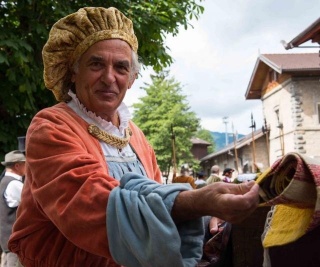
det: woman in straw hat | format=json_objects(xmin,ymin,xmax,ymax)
[{"xmin": 8, "ymin": 7, "xmax": 259, "ymax": 267}]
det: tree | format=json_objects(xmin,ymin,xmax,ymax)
[
  {"xmin": 132, "ymin": 72, "xmax": 200, "ymax": 174},
  {"xmin": 194, "ymin": 128, "xmax": 216, "ymax": 153},
  {"xmin": 0, "ymin": 0, "xmax": 204, "ymax": 159}
]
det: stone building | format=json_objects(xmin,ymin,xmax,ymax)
[{"xmin": 245, "ymin": 53, "xmax": 320, "ymax": 164}]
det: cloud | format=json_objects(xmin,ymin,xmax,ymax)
[{"xmin": 126, "ymin": 0, "xmax": 320, "ymax": 135}]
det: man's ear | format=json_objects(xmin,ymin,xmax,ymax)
[{"xmin": 128, "ymin": 73, "xmax": 138, "ymax": 89}]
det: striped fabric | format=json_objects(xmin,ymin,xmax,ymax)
[{"xmin": 256, "ymin": 152, "xmax": 320, "ymax": 247}]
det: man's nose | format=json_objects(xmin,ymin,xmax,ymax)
[{"xmin": 100, "ymin": 67, "xmax": 116, "ymax": 85}]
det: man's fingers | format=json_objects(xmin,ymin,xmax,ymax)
[
  {"xmin": 238, "ymin": 180, "xmax": 257, "ymax": 194},
  {"xmin": 209, "ymin": 217, "xmax": 225, "ymax": 234}
]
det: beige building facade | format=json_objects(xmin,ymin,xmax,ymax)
[
  {"xmin": 246, "ymin": 53, "xmax": 320, "ymax": 164},
  {"xmin": 262, "ymin": 77, "xmax": 320, "ymax": 163}
]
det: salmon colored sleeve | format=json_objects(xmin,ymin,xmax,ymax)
[
  {"xmin": 9, "ymin": 104, "xmax": 163, "ymax": 265},
  {"xmin": 10, "ymin": 105, "xmax": 119, "ymax": 260}
]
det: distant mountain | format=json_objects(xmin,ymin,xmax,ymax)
[{"xmin": 211, "ymin": 132, "xmax": 245, "ymax": 151}]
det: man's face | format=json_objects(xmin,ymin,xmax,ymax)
[
  {"xmin": 71, "ymin": 39, "xmax": 135, "ymax": 121},
  {"xmin": 15, "ymin": 161, "xmax": 26, "ymax": 176}
]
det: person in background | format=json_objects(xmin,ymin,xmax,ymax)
[
  {"xmin": 222, "ymin": 168, "xmax": 235, "ymax": 183},
  {"xmin": 0, "ymin": 151, "xmax": 25, "ymax": 267},
  {"xmin": 8, "ymin": 7, "xmax": 259, "ymax": 267},
  {"xmin": 172, "ymin": 165, "xmax": 197, "ymax": 189},
  {"xmin": 195, "ymin": 171, "xmax": 207, "ymax": 189},
  {"xmin": 206, "ymin": 165, "xmax": 222, "ymax": 184}
]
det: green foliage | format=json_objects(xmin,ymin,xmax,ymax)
[
  {"xmin": 0, "ymin": 0, "xmax": 204, "ymax": 163},
  {"xmin": 194, "ymin": 128, "xmax": 216, "ymax": 153},
  {"xmin": 132, "ymin": 72, "xmax": 200, "ymax": 172}
]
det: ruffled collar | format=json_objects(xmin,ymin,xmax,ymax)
[{"xmin": 67, "ymin": 90, "xmax": 131, "ymax": 135}]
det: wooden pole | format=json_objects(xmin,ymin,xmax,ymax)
[
  {"xmin": 275, "ymin": 111, "xmax": 285, "ymax": 157},
  {"xmin": 263, "ymin": 118, "xmax": 270, "ymax": 167},
  {"xmin": 251, "ymin": 128, "xmax": 256, "ymax": 173},
  {"xmin": 171, "ymin": 124, "xmax": 177, "ymax": 179},
  {"xmin": 232, "ymin": 123, "xmax": 239, "ymax": 172},
  {"xmin": 250, "ymin": 113, "xmax": 256, "ymax": 173},
  {"xmin": 265, "ymin": 130, "xmax": 270, "ymax": 167},
  {"xmin": 279, "ymin": 126, "xmax": 285, "ymax": 156}
]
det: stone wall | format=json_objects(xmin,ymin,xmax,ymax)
[{"xmin": 262, "ymin": 77, "xmax": 320, "ymax": 163}]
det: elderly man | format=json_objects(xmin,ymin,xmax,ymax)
[
  {"xmin": 0, "ymin": 150, "xmax": 25, "ymax": 267},
  {"xmin": 206, "ymin": 165, "xmax": 222, "ymax": 184},
  {"xmin": 8, "ymin": 7, "xmax": 259, "ymax": 267}
]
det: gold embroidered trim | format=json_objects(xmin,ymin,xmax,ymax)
[{"xmin": 88, "ymin": 125, "xmax": 132, "ymax": 149}]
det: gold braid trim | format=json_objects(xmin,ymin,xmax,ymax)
[{"xmin": 88, "ymin": 125, "xmax": 132, "ymax": 149}]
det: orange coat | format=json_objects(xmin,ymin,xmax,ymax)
[
  {"xmin": 9, "ymin": 103, "xmax": 162, "ymax": 267},
  {"xmin": 172, "ymin": 175, "xmax": 196, "ymax": 189}
]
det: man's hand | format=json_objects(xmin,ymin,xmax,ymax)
[{"xmin": 171, "ymin": 181, "xmax": 259, "ymax": 224}]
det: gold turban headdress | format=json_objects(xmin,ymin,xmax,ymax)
[{"xmin": 42, "ymin": 7, "xmax": 138, "ymax": 102}]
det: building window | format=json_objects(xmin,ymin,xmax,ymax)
[{"xmin": 274, "ymin": 108, "xmax": 280, "ymax": 125}]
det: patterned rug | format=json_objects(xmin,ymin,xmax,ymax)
[{"xmin": 256, "ymin": 152, "xmax": 320, "ymax": 247}]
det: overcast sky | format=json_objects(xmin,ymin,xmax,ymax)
[{"xmin": 124, "ymin": 0, "xmax": 320, "ymax": 135}]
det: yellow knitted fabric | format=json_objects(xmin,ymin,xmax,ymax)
[{"xmin": 262, "ymin": 204, "xmax": 313, "ymax": 247}]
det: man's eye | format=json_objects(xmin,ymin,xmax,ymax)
[
  {"xmin": 117, "ymin": 64, "xmax": 129, "ymax": 72},
  {"xmin": 90, "ymin": 62, "xmax": 104, "ymax": 69}
]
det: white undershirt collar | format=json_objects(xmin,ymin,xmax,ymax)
[{"xmin": 67, "ymin": 90, "xmax": 131, "ymax": 136}]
